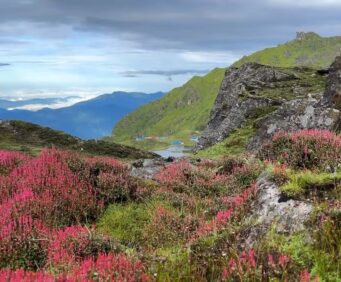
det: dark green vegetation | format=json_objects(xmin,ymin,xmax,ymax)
[
  {"xmin": 112, "ymin": 33, "xmax": 340, "ymax": 150},
  {"xmin": 0, "ymin": 120, "xmax": 157, "ymax": 159}
]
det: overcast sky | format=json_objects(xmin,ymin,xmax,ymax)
[{"xmin": 1, "ymin": 0, "xmax": 341, "ymax": 100}]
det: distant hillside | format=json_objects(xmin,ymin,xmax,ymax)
[
  {"xmin": 112, "ymin": 68, "xmax": 226, "ymax": 148},
  {"xmin": 0, "ymin": 120, "xmax": 158, "ymax": 159},
  {"xmin": 0, "ymin": 92, "xmax": 164, "ymax": 139},
  {"xmin": 113, "ymin": 32, "xmax": 341, "ymax": 149},
  {"xmin": 234, "ymin": 32, "xmax": 341, "ymax": 68}
]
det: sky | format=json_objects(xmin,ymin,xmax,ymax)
[{"xmin": 0, "ymin": 0, "xmax": 341, "ymax": 103}]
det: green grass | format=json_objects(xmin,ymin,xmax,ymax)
[
  {"xmin": 260, "ymin": 219, "xmax": 341, "ymax": 281},
  {"xmin": 280, "ymin": 170, "xmax": 341, "ymax": 197},
  {"xmin": 195, "ymin": 122, "xmax": 256, "ymax": 159},
  {"xmin": 97, "ymin": 203, "xmax": 152, "ymax": 247},
  {"xmin": 234, "ymin": 32, "xmax": 341, "ymax": 69}
]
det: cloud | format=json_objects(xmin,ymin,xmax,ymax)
[
  {"xmin": 1, "ymin": 0, "xmax": 341, "ymax": 98},
  {"xmin": 0, "ymin": 0, "xmax": 340, "ymax": 53},
  {"xmin": 119, "ymin": 69, "xmax": 210, "ymax": 78},
  {"xmin": 269, "ymin": 0, "xmax": 341, "ymax": 7},
  {"xmin": 7, "ymin": 96, "xmax": 90, "ymax": 111},
  {"xmin": 180, "ymin": 51, "xmax": 241, "ymax": 64},
  {"xmin": 0, "ymin": 63, "xmax": 10, "ymax": 67}
]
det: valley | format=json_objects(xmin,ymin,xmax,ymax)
[
  {"xmin": 113, "ymin": 33, "xmax": 341, "ymax": 151},
  {"xmin": 1, "ymin": 23, "xmax": 340, "ymax": 282}
]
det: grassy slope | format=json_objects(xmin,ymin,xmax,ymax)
[
  {"xmin": 113, "ymin": 33, "xmax": 341, "ymax": 150},
  {"xmin": 113, "ymin": 68, "xmax": 226, "ymax": 148},
  {"xmin": 234, "ymin": 32, "xmax": 341, "ymax": 68},
  {"xmin": 0, "ymin": 120, "xmax": 157, "ymax": 159}
]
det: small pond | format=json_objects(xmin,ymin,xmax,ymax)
[{"xmin": 153, "ymin": 145, "xmax": 192, "ymax": 158}]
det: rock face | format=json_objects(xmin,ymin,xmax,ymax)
[
  {"xmin": 322, "ymin": 55, "xmax": 341, "ymax": 110},
  {"xmin": 248, "ymin": 97, "xmax": 339, "ymax": 149},
  {"xmin": 249, "ymin": 57, "xmax": 341, "ymax": 148},
  {"xmin": 196, "ymin": 63, "xmax": 295, "ymax": 149},
  {"xmin": 197, "ymin": 57, "xmax": 341, "ymax": 151}
]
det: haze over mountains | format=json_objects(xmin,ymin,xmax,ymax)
[
  {"xmin": 0, "ymin": 96, "xmax": 81, "ymax": 110},
  {"xmin": 0, "ymin": 92, "xmax": 164, "ymax": 139}
]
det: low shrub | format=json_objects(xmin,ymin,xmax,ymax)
[
  {"xmin": 0, "ymin": 254, "xmax": 150, "ymax": 282},
  {"xmin": 259, "ymin": 129, "xmax": 341, "ymax": 170},
  {"xmin": 143, "ymin": 205, "xmax": 198, "ymax": 248},
  {"xmin": 280, "ymin": 170, "xmax": 341, "ymax": 197},
  {"xmin": 221, "ymin": 249, "xmax": 314, "ymax": 282},
  {"xmin": 0, "ymin": 189, "xmax": 51, "ymax": 270},
  {"xmin": 155, "ymin": 160, "xmax": 232, "ymax": 197},
  {"xmin": 47, "ymin": 225, "xmax": 120, "ymax": 272},
  {"xmin": 69, "ymin": 253, "xmax": 150, "ymax": 282},
  {"xmin": 10, "ymin": 149, "xmax": 101, "ymax": 227},
  {"xmin": 0, "ymin": 150, "xmax": 29, "ymax": 176},
  {"xmin": 190, "ymin": 184, "xmax": 258, "ymax": 242},
  {"xmin": 0, "ymin": 269, "xmax": 55, "ymax": 282}
]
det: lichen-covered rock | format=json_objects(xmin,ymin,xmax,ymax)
[
  {"xmin": 248, "ymin": 97, "xmax": 339, "ymax": 149},
  {"xmin": 245, "ymin": 172, "xmax": 313, "ymax": 247}
]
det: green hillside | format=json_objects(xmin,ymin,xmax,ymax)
[
  {"xmin": 112, "ymin": 32, "xmax": 341, "ymax": 149},
  {"xmin": 234, "ymin": 32, "xmax": 341, "ymax": 68},
  {"xmin": 112, "ymin": 68, "xmax": 226, "ymax": 148}
]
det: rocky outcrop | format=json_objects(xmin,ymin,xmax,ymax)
[
  {"xmin": 130, "ymin": 158, "xmax": 166, "ymax": 179},
  {"xmin": 322, "ymin": 55, "xmax": 341, "ymax": 110},
  {"xmin": 248, "ymin": 97, "xmax": 339, "ymax": 149},
  {"xmin": 196, "ymin": 63, "xmax": 295, "ymax": 149},
  {"xmin": 248, "ymin": 57, "xmax": 341, "ymax": 148},
  {"xmin": 245, "ymin": 172, "xmax": 313, "ymax": 247},
  {"xmin": 197, "ymin": 57, "xmax": 341, "ymax": 151}
]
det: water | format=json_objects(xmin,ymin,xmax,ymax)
[{"xmin": 153, "ymin": 145, "xmax": 191, "ymax": 158}]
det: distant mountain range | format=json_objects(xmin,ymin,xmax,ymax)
[
  {"xmin": 0, "ymin": 92, "xmax": 164, "ymax": 139},
  {"xmin": 112, "ymin": 32, "xmax": 341, "ymax": 148}
]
